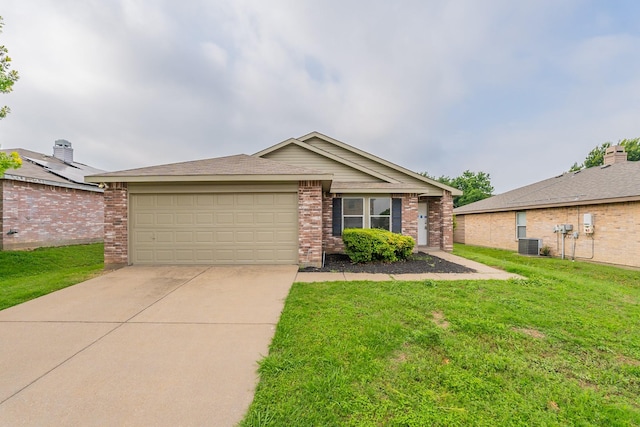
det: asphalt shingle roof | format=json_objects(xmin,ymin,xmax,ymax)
[
  {"xmin": 89, "ymin": 154, "xmax": 327, "ymax": 178},
  {"xmin": 454, "ymin": 160, "xmax": 640, "ymax": 214}
]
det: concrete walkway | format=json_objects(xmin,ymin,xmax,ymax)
[
  {"xmin": 295, "ymin": 250, "xmax": 523, "ymax": 283},
  {"xmin": 0, "ymin": 265, "xmax": 297, "ymax": 427}
]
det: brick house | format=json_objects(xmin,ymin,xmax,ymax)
[
  {"xmin": 87, "ymin": 132, "xmax": 460, "ymax": 268},
  {"xmin": 1, "ymin": 140, "xmax": 105, "ymax": 250},
  {"xmin": 454, "ymin": 145, "xmax": 640, "ymax": 268}
]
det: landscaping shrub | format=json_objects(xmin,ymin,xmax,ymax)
[{"xmin": 342, "ymin": 228, "xmax": 415, "ymax": 263}]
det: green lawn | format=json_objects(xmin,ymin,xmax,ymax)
[
  {"xmin": 0, "ymin": 243, "xmax": 104, "ymax": 311},
  {"xmin": 242, "ymin": 245, "xmax": 640, "ymax": 426}
]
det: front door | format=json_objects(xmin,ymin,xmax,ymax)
[{"xmin": 418, "ymin": 201, "xmax": 427, "ymax": 246}]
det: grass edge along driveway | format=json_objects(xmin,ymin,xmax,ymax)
[
  {"xmin": 0, "ymin": 243, "xmax": 104, "ymax": 311},
  {"xmin": 242, "ymin": 245, "xmax": 640, "ymax": 426}
]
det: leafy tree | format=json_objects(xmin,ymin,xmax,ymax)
[
  {"xmin": 0, "ymin": 16, "xmax": 19, "ymax": 119},
  {"xmin": 421, "ymin": 170, "xmax": 494, "ymax": 207},
  {"xmin": 570, "ymin": 138, "xmax": 639, "ymax": 170},
  {"xmin": 0, "ymin": 150, "xmax": 22, "ymax": 176}
]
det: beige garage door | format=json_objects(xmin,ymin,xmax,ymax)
[{"xmin": 130, "ymin": 192, "xmax": 298, "ymax": 264}]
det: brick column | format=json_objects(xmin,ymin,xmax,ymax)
[
  {"xmin": 393, "ymin": 193, "xmax": 418, "ymax": 249},
  {"xmin": 428, "ymin": 197, "xmax": 442, "ymax": 249},
  {"xmin": 322, "ymin": 193, "xmax": 343, "ymax": 254},
  {"xmin": 104, "ymin": 182, "xmax": 128, "ymax": 267},
  {"xmin": 441, "ymin": 190, "xmax": 454, "ymax": 251},
  {"xmin": 298, "ymin": 180, "xmax": 323, "ymax": 268}
]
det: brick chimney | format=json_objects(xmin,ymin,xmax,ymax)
[
  {"xmin": 53, "ymin": 139, "xmax": 74, "ymax": 163},
  {"xmin": 604, "ymin": 145, "xmax": 627, "ymax": 165}
]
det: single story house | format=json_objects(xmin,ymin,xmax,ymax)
[
  {"xmin": 87, "ymin": 132, "xmax": 461, "ymax": 268},
  {"xmin": 454, "ymin": 145, "xmax": 640, "ymax": 268},
  {"xmin": 1, "ymin": 140, "xmax": 105, "ymax": 250}
]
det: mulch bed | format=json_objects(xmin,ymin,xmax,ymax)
[{"xmin": 299, "ymin": 252, "xmax": 476, "ymax": 274}]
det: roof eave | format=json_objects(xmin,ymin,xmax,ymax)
[
  {"xmin": 4, "ymin": 174, "xmax": 104, "ymax": 193},
  {"xmin": 86, "ymin": 173, "xmax": 333, "ymax": 184},
  {"xmin": 454, "ymin": 195, "xmax": 640, "ymax": 215}
]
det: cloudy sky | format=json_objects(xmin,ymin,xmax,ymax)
[{"xmin": 2, "ymin": 1, "xmax": 640, "ymax": 193}]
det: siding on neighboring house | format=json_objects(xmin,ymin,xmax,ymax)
[
  {"xmin": 1, "ymin": 180, "xmax": 104, "ymax": 250},
  {"xmin": 455, "ymin": 200, "xmax": 640, "ymax": 268}
]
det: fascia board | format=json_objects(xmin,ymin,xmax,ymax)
[{"xmin": 86, "ymin": 173, "xmax": 333, "ymax": 183}]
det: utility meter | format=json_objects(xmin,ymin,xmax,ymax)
[{"xmin": 583, "ymin": 213, "xmax": 594, "ymax": 234}]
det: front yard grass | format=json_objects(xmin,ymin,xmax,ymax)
[
  {"xmin": 242, "ymin": 245, "xmax": 640, "ymax": 426},
  {"xmin": 0, "ymin": 243, "xmax": 104, "ymax": 311}
]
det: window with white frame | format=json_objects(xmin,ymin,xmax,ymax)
[
  {"xmin": 516, "ymin": 211, "xmax": 526, "ymax": 238},
  {"xmin": 342, "ymin": 198, "xmax": 364, "ymax": 229},
  {"xmin": 370, "ymin": 197, "xmax": 391, "ymax": 230}
]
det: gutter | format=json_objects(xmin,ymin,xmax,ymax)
[{"xmin": 2, "ymin": 174, "xmax": 104, "ymax": 193}]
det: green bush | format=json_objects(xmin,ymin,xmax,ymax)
[{"xmin": 342, "ymin": 228, "xmax": 415, "ymax": 263}]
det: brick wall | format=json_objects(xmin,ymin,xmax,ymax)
[
  {"xmin": 322, "ymin": 193, "xmax": 343, "ymax": 254},
  {"xmin": 103, "ymin": 182, "xmax": 128, "ymax": 266},
  {"xmin": 1, "ymin": 180, "xmax": 103, "ymax": 250},
  {"xmin": 424, "ymin": 192, "xmax": 454, "ymax": 251},
  {"xmin": 392, "ymin": 193, "xmax": 418, "ymax": 249},
  {"xmin": 441, "ymin": 191, "xmax": 454, "ymax": 251},
  {"xmin": 456, "ymin": 201, "xmax": 640, "ymax": 268},
  {"xmin": 453, "ymin": 213, "xmax": 465, "ymax": 243},
  {"xmin": 298, "ymin": 181, "xmax": 323, "ymax": 268}
]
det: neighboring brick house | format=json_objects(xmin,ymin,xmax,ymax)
[
  {"xmin": 87, "ymin": 132, "xmax": 461, "ymax": 268},
  {"xmin": 1, "ymin": 140, "xmax": 105, "ymax": 250},
  {"xmin": 454, "ymin": 145, "xmax": 640, "ymax": 268}
]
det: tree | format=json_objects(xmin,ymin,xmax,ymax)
[
  {"xmin": 0, "ymin": 16, "xmax": 19, "ymax": 119},
  {"xmin": 421, "ymin": 170, "xmax": 494, "ymax": 207},
  {"xmin": 0, "ymin": 150, "xmax": 22, "ymax": 176},
  {"xmin": 570, "ymin": 138, "xmax": 639, "ymax": 170}
]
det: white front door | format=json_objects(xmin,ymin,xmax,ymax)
[{"xmin": 418, "ymin": 201, "xmax": 427, "ymax": 246}]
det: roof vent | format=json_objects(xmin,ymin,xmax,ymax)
[{"xmin": 53, "ymin": 139, "xmax": 74, "ymax": 163}]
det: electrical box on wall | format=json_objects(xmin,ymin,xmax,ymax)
[{"xmin": 583, "ymin": 213, "xmax": 594, "ymax": 234}]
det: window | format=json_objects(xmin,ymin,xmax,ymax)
[
  {"xmin": 516, "ymin": 211, "xmax": 526, "ymax": 238},
  {"xmin": 332, "ymin": 196, "xmax": 401, "ymax": 236},
  {"xmin": 343, "ymin": 198, "xmax": 364, "ymax": 229},
  {"xmin": 370, "ymin": 198, "xmax": 391, "ymax": 230}
]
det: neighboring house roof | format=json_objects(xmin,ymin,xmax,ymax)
[
  {"xmin": 454, "ymin": 160, "xmax": 640, "ymax": 214},
  {"xmin": 86, "ymin": 154, "xmax": 333, "ymax": 184},
  {"xmin": 255, "ymin": 131, "xmax": 462, "ymax": 196},
  {"xmin": 1, "ymin": 148, "xmax": 105, "ymax": 192}
]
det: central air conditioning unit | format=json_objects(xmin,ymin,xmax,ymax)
[{"xmin": 518, "ymin": 238, "xmax": 542, "ymax": 256}]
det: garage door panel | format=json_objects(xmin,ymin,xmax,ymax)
[
  {"xmin": 276, "ymin": 212, "xmax": 296, "ymax": 224},
  {"xmin": 155, "ymin": 232, "xmax": 173, "ymax": 243},
  {"xmin": 131, "ymin": 192, "xmax": 298, "ymax": 264},
  {"xmin": 196, "ymin": 213, "xmax": 214, "ymax": 224},
  {"xmin": 175, "ymin": 232, "xmax": 193, "ymax": 243},
  {"xmin": 216, "ymin": 212, "xmax": 234, "ymax": 224},
  {"xmin": 236, "ymin": 231, "xmax": 254, "ymax": 242},
  {"xmin": 156, "ymin": 213, "xmax": 174, "ymax": 225},
  {"xmin": 156, "ymin": 195, "xmax": 173, "ymax": 207},
  {"xmin": 196, "ymin": 232, "xmax": 214, "ymax": 243},
  {"xmin": 236, "ymin": 213, "xmax": 254, "ymax": 224},
  {"xmin": 176, "ymin": 213, "xmax": 194, "ymax": 225}
]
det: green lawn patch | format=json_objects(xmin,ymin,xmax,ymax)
[
  {"xmin": 242, "ymin": 245, "xmax": 640, "ymax": 426},
  {"xmin": 0, "ymin": 243, "xmax": 104, "ymax": 310}
]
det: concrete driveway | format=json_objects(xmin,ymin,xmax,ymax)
[{"xmin": 0, "ymin": 265, "xmax": 297, "ymax": 426}]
